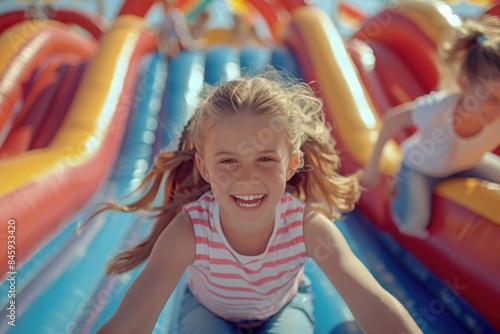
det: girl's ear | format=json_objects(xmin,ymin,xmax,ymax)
[
  {"xmin": 286, "ymin": 152, "xmax": 301, "ymax": 181},
  {"xmin": 195, "ymin": 152, "xmax": 210, "ymax": 183}
]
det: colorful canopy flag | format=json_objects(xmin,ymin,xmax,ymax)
[{"xmin": 336, "ymin": 0, "xmax": 368, "ymax": 30}]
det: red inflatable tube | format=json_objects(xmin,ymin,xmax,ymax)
[
  {"xmin": 280, "ymin": 0, "xmax": 310, "ymax": 12},
  {"xmin": 484, "ymin": 3, "xmax": 500, "ymax": 16},
  {"xmin": 0, "ymin": 25, "xmax": 97, "ymax": 145},
  {"xmin": 51, "ymin": 9, "xmax": 108, "ymax": 39},
  {"xmin": 346, "ymin": 40, "xmax": 392, "ymax": 116},
  {"xmin": 347, "ymin": 39, "xmax": 424, "ymax": 142},
  {"xmin": 354, "ymin": 10, "xmax": 439, "ymax": 92},
  {"xmin": 363, "ymin": 41, "xmax": 428, "ymax": 107},
  {"xmin": 249, "ymin": 0, "xmax": 286, "ymax": 27},
  {"xmin": 117, "ymin": 0, "xmax": 156, "ymax": 17},
  {"xmin": 0, "ymin": 9, "xmax": 108, "ymax": 39},
  {"xmin": 0, "ymin": 55, "xmax": 82, "ymax": 159},
  {"xmin": 8, "ymin": 55, "xmax": 76, "ymax": 133},
  {"xmin": 31, "ymin": 61, "xmax": 87, "ymax": 150}
]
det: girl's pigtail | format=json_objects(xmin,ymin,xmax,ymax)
[
  {"xmin": 84, "ymin": 119, "xmax": 208, "ymax": 275},
  {"xmin": 289, "ymin": 134, "xmax": 361, "ymax": 220},
  {"xmin": 285, "ymin": 86, "xmax": 361, "ymax": 220}
]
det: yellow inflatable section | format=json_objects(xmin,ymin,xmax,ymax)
[
  {"xmin": 0, "ymin": 15, "xmax": 146, "ymax": 195},
  {"xmin": 290, "ymin": 7, "xmax": 401, "ymax": 174}
]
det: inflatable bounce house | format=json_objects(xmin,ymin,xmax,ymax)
[{"xmin": 0, "ymin": 0, "xmax": 498, "ymax": 333}]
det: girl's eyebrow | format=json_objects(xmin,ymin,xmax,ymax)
[
  {"xmin": 257, "ymin": 149, "xmax": 280, "ymax": 155},
  {"xmin": 213, "ymin": 151, "xmax": 235, "ymax": 158},
  {"xmin": 213, "ymin": 149, "xmax": 280, "ymax": 157}
]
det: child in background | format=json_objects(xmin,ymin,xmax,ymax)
[
  {"xmin": 189, "ymin": 9, "xmax": 210, "ymax": 40},
  {"xmin": 157, "ymin": 0, "xmax": 202, "ymax": 58},
  {"xmin": 24, "ymin": 3, "xmax": 56, "ymax": 20},
  {"xmin": 90, "ymin": 71, "xmax": 421, "ymax": 333},
  {"xmin": 231, "ymin": 12, "xmax": 269, "ymax": 47},
  {"xmin": 362, "ymin": 15, "xmax": 500, "ymax": 238}
]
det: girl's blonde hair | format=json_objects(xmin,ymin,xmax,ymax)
[
  {"xmin": 88, "ymin": 70, "xmax": 361, "ymax": 275},
  {"xmin": 440, "ymin": 15, "xmax": 500, "ymax": 89}
]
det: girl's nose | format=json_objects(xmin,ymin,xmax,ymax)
[{"xmin": 236, "ymin": 165, "xmax": 258, "ymax": 187}]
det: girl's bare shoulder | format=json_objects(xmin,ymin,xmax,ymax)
[{"xmin": 152, "ymin": 210, "xmax": 195, "ymax": 264}]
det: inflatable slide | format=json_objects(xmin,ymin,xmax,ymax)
[
  {"xmin": 342, "ymin": 2, "xmax": 500, "ymax": 331},
  {"xmin": 0, "ymin": 0, "xmax": 496, "ymax": 333}
]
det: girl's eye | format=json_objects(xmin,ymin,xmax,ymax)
[
  {"xmin": 220, "ymin": 159, "xmax": 236, "ymax": 164},
  {"xmin": 259, "ymin": 157, "xmax": 274, "ymax": 162}
]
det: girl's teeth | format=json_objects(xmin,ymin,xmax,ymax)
[
  {"xmin": 234, "ymin": 195, "xmax": 264, "ymax": 207},
  {"xmin": 238, "ymin": 201, "xmax": 260, "ymax": 207},
  {"xmin": 235, "ymin": 195, "xmax": 263, "ymax": 201}
]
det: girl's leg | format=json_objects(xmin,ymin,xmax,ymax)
[
  {"xmin": 391, "ymin": 163, "xmax": 441, "ymax": 238},
  {"xmin": 255, "ymin": 277, "xmax": 315, "ymax": 334},
  {"xmin": 453, "ymin": 152, "xmax": 500, "ymax": 183},
  {"xmin": 178, "ymin": 287, "xmax": 235, "ymax": 334}
]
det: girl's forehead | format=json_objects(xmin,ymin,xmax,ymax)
[
  {"xmin": 211, "ymin": 113, "xmax": 282, "ymax": 130},
  {"xmin": 467, "ymin": 74, "xmax": 500, "ymax": 98},
  {"xmin": 205, "ymin": 114, "xmax": 291, "ymax": 152}
]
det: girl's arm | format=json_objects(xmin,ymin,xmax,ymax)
[
  {"xmin": 303, "ymin": 211, "xmax": 422, "ymax": 334},
  {"xmin": 362, "ymin": 102, "xmax": 415, "ymax": 188},
  {"xmin": 97, "ymin": 210, "xmax": 195, "ymax": 333}
]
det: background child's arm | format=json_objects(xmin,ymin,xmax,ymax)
[
  {"xmin": 97, "ymin": 210, "xmax": 195, "ymax": 333},
  {"xmin": 303, "ymin": 211, "xmax": 422, "ymax": 334},
  {"xmin": 362, "ymin": 102, "xmax": 415, "ymax": 188}
]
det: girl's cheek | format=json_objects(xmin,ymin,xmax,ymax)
[
  {"xmin": 267, "ymin": 167, "xmax": 288, "ymax": 180},
  {"xmin": 210, "ymin": 170, "xmax": 233, "ymax": 196},
  {"xmin": 483, "ymin": 107, "xmax": 500, "ymax": 122}
]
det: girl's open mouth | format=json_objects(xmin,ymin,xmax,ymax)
[{"xmin": 231, "ymin": 194, "xmax": 266, "ymax": 208}]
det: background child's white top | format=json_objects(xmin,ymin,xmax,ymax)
[
  {"xmin": 185, "ymin": 192, "xmax": 308, "ymax": 321},
  {"xmin": 401, "ymin": 91, "xmax": 500, "ymax": 177}
]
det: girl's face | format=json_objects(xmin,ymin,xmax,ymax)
[
  {"xmin": 195, "ymin": 114, "xmax": 299, "ymax": 230},
  {"xmin": 461, "ymin": 75, "xmax": 500, "ymax": 125}
]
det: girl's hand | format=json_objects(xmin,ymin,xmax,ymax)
[
  {"xmin": 97, "ymin": 210, "xmax": 195, "ymax": 333},
  {"xmin": 360, "ymin": 101, "xmax": 415, "ymax": 190},
  {"xmin": 303, "ymin": 212, "xmax": 422, "ymax": 333}
]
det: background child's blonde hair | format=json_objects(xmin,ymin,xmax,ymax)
[{"xmin": 87, "ymin": 70, "xmax": 361, "ymax": 274}]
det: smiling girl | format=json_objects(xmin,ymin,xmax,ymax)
[{"xmin": 90, "ymin": 71, "xmax": 421, "ymax": 333}]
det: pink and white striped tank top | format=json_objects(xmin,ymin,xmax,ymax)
[{"xmin": 185, "ymin": 191, "xmax": 308, "ymax": 321}]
